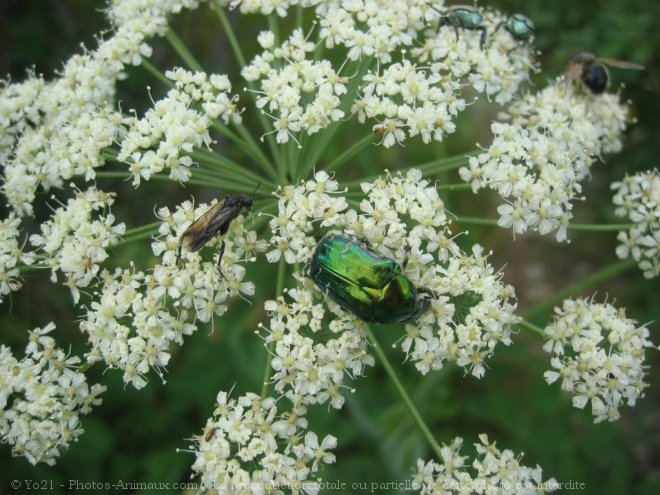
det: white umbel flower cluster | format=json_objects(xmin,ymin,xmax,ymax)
[
  {"xmin": 79, "ymin": 198, "xmax": 263, "ymax": 389},
  {"xmin": 261, "ymin": 283, "xmax": 375, "ymax": 409},
  {"xmin": 261, "ymin": 169, "xmax": 518, "ymax": 408},
  {"xmin": 460, "ymin": 81, "xmax": 629, "ymax": 241},
  {"xmin": 190, "ymin": 391, "xmax": 337, "ymax": 494},
  {"xmin": 243, "ymin": 28, "xmax": 347, "ymax": 145},
  {"xmin": 0, "ymin": 0, "xmax": 203, "ymax": 216},
  {"xmin": 414, "ymin": 435, "xmax": 557, "ymax": 494},
  {"xmin": 543, "ymin": 298, "xmax": 656, "ymax": 423},
  {"xmin": 240, "ymin": 1, "xmax": 535, "ymax": 148},
  {"xmin": 412, "ymin": 7, "xmax": 536, "ymax": 104},
  {"xmin": 118, "ymin": 68, "xmax": 242, "ymax": 186},
  {"xmin": 229, "ymin": 0, "xmax": 310, "ymax": 17},
  {"xmin": 354, "ymin": 59, "xmax": 464, "ymax": 148},
  {"xmin": 107, "ymin": 0, "xmax": 202, "ymax": 60},
  {"xmin": 0, "ymin": 323, "xmax": 106, "ymax": 466},
  {"xmin": 611, "ymin": 169, "xmax": 660, "ymax": 278},
  {"xmin": 28, "ymin": 187, "xmax": 126, "ymax": 303},
  {"xmin": 0, "ymin": 213, "xmax": 35, "ymax": 303}
]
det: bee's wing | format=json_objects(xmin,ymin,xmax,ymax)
[
  {"xmin": 180, "ymin": 200, "xmax": 238, "ymax": 253},
  {"xmin": 599, "ymin": 58, "xmax": 644, "ymax": 71},
  {"xmin": 563, "ymin": 60, "xmax": 588, "ymax": 83}
]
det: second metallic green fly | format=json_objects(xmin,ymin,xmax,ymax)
[{"xmin": 310, "ymin": 234, "xmax": 431, "ymax": 324}]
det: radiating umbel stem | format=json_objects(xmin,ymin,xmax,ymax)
[
  {"xmin": 261, "ymin": 258, "xmax": 287, "ymax": 399},
  {"xmin": 524, "ymin": 258, "xmax": 637, "ymax": 323},
  {"xmin": 365, "ymin": 325, "xmax": 445, "ymax": 461}
]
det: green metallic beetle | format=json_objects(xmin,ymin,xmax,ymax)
[
  {"xmin": 497, "ymin": 13, "xmax": 535, "ymax": 42},
  {"xmin": 310, "ymin": 234, "xmax": 431, "ymax": 324},
  {"xmin": 434, "ymin": 5, "xmax": 487, "ymax": 49}
]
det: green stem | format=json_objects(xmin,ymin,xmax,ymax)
[
  {"xmin": 286, "ymin": 140, "xmax": 297, "ymax": 182},
  {"xmin": 365, "ymin": 326, "xmax": 444, "ymax": 461},
  {"xmin": 323, "ymin": 133, "xmax": 377, "ymax": 174},
  {"xmin": 436, "ymin": 183, "xmax": 472, "ymax": 191},
  {"xmin": 190, "ymin": 168, "xmax": 252, "ymax": 190},
  {"xmin": 234, "ymin": 123, "xmax": 281, "ymax": 183},
  {"xmin": 517, "ymin": 319, "xmax": 546, "ymax": 338},
  {"xmin": 78, "ymin": 362, "xmax": 93, "ymax": 374},
  {"xmin": 268, "ymin": 15, "xmax": 280, "ymax": 46},
  {"xmin": 123, "ymin": 221, "xmax": 162, "ymax": 238},
  {"xmin": 103, "ymin": 145, "xmax": 274, "ymax": 191},
  {"xmin": 456, "ymin": 216, "xmax": 635, "ymax": 232},
  {"xmin": 567, "ymin": 223, "xmax": 634, "ymax": 232},
  {"xmin": 211, "ymin": 122, "xmax": 277, "ymax": 182},
  {"xmin": 300, "ymin": 58, "xmax": 375, "ymax": 178},
  {"xmin": 342, "ymin": 153, "xmax": 473, "ymax": 189},
  {"xmin": 212, "ymin": 1, "xmax": 246, "ymax": 67},
  {"xmin": 189, "ymin": 149, "xmax": 271, "ymax": 187},
  {"xmin": 102, "ymin": 149, "xmax": 118, "ymax": 161},
  {"xmin": 165, "ymin": 29, "xmax": 203, "ymax": 72},
  {"xmin": 141, "ymin": 59, "xmax": 174, "ymax": 88},
  {"xmin": 455, "ymin": 216, "xmax": 499, "ymax": 227},
  {"xmin": 416, "ymin": 153, "xmax": 475, "ymax": 175},
  {"xmin": 17, "ymin": 264, "xmax": 49, "ymax": 274},
  {"xmin": 212, "ymin": 2, "xmax": 282, "ymax": 173},
  {"xmin": 116, "ymin": 228, "xmax": 159, "ymax": 247},
  {"xmin": 524, "ymin": 258, "xmax": 637, "ymax": 322},
  {"xmin": 261, "ymin": 258, "xmax": 287, "ymax": 399},
  {"xmin": 94, "ymin": 171, "xmax": 228, "ymax": 190}
]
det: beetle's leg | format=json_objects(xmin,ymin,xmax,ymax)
[
  {"xmin": 217, "ymin": 240, "xmax": 227, "ymax": 280},
  {"xmin": 356, "ymin": 235, "xmax": 371, "ymax": 247},
  {"xmin": 417, "ymin": 287, "xmax": 433, "ymax": 297},
  {"xmin": 430, "ymin": 5, "xmax": 445, "ymax": 34},
  {"xmin": 493, "ymin": 20, "xmax": 504, "ymax": 37},
  {"xmin": 478, "ymin": 26, "xmax": 487, "ymax": 49}
]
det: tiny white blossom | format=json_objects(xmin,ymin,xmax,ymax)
[
  {"xmin": 28, "ymin": 186, "xmax": 125, "ymax": 303},
  {"xmin": 414, "ymin": 435, "xmax": 557, "ymax": 494},
  {"xmin": 0, "ymin": 213, "xmax": 35, "ymax": 302},
  {"xmin": 0, "ymin": 323, "xmax": 106, "ymax": 465},
  {"xmin": 118, "ymin": 68, "xmax": 242, "ymax": 186},
  {"xmin": 611, "ymin": 169, "xmax": 660, "ymax": 278},
  {"xmin": 0, "ymin": 0, "xmax": 202, "ymax": 215},
  {"xmin": 460, "ymin": 79, "xmax": 630, "ymax": 241},
  {"xmin": 189, "ymin": 391, "xmax": 336, "ymax": 490},
  {"xmin": 79, "ymin": 199, "xmax": 264, "ymax": 388},
  {"xmin": 543, "ymin": 298, "xmax": 656, "ymax": 423}
]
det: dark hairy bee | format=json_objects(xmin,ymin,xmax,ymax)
[
  {"xmin": 178, "ymin": 193, "xmax": 254, "ymax": 264},
  {"xmin": 564, "ymin": 52, "xmax": 644, "ymax": 95}
]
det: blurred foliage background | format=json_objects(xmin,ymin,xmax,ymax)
[{"xmin": 1, "ymin": 1, "xmax": 658, "ymax": 493}]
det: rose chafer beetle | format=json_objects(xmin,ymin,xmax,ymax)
[{"xmin": 310, "ymin": 234, "xmax": 431, "ymax": 324}]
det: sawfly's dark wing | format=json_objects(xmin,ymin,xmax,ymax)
[{"xmin": 180, "ymin": 199, "xmax": 239, "ymax": 253}]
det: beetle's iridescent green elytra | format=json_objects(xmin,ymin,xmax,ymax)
[
  {"xmin": 310, "ymin": 234, "xmax": 431, "ymax": 324},
  {"xmin": 505, "ymin": 14, "xmax": 534, "ymax": 41},
  {"xmin": 449, "ymin": 7, "xmax": 483, "ymax": 29}
]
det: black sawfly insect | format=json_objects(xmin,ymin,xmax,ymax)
[{"xmin": 177, "ymin": 185, "xmax": 259, "ymax": 265}]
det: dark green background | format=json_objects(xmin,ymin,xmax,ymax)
[{"xmin": 1, "ymin": 1, "xmax": 658, "ymax": 493}]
